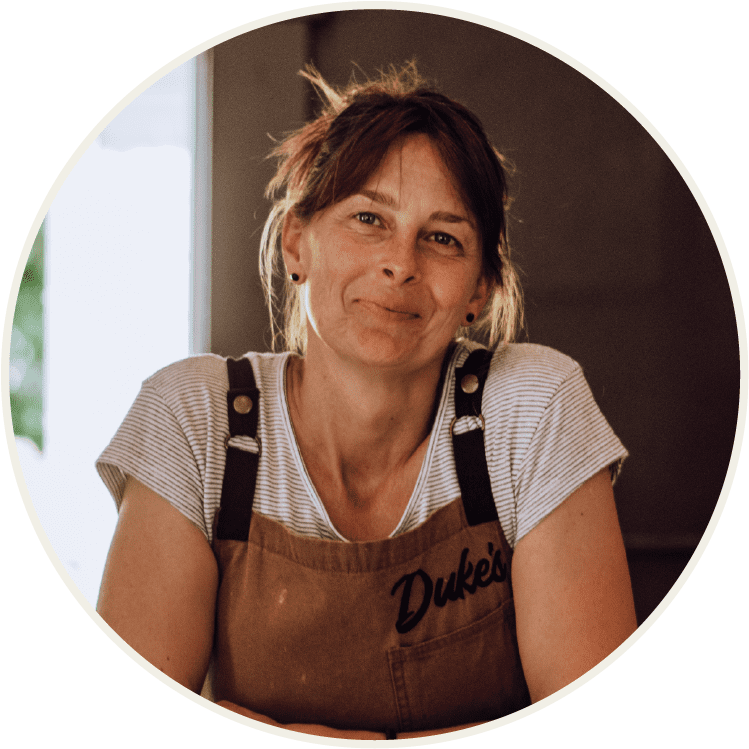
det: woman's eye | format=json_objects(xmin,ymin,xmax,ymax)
[
  {"xmin": 431, "ymin": 232, "xmax": 461, "ymax": 249},
  {"xmin": 355, "ymin": 212, "xmax": 380, "ymax": 226}
]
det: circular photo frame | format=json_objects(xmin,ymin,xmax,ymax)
[{"xmin": 4, "ymin": 3, "xmax": 746, "ymax": 747}]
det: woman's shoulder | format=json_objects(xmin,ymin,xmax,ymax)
[
  {"xmin": 463, "ymin": 341, "xmax": 585, "ymax": 416},
  {"xmin": 142, "ymin": 351, "xmax": 286, "ymax": 402},
  {"xmin": 489, "ymin": 342, "xmax": 580, "ymax": 385},
  {"xmin": 144, "ymin": 352, "xmax": 226, "ymax": 388},
  {"xmin": 456, "ymin": 340, "xmax": 580, "ymax": 393}
]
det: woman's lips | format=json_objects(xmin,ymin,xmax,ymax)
[{"xmin": 356, "ymin": 299, "xmax": 420, "ymax": 320}]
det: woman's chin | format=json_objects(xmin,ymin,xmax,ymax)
[
  {"xmin": 309, "ymin": 322, "xmax": 449, "ymax": 373},
  {"xmin": 343, "ymin": 329, "xmax": 437, "ymax": 371}
]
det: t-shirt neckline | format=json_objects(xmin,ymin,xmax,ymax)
[{"xmin": 276, "ymin": 347, "xmax": 462, "ymax": 542}]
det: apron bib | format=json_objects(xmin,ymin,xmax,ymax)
[{"xmin": 211, "ymin": 350, "xmax": 530, "ymax": 733}]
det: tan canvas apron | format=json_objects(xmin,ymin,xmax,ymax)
[{"xmin": 211, "ymin": 350, "xmax": 531, "ymax": 733}]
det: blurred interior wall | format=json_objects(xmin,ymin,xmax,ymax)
[{"xmin": 209, "ymin": 11, "xmax": 740, "ymax": 624}]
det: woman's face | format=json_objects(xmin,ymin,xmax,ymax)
[{"xmin": 283, "ymin": 134, "xmax": 489, "ymax": 373}]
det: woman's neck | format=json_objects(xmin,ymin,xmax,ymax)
[{"xmin": 285, "ymin": 342, "xmax": 454, "ymax": 539}]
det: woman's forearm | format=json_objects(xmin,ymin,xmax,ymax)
[
  {"xmin": 215, "ymin": 701, "xmax": 385, "ymax": 740},
  {"xmin": 216, "ymin": 701, "xmax": 484, "ymax": 740},
  {"xmin": 396, "ymin": 722, "xmax": 485, "ymax": 739}
]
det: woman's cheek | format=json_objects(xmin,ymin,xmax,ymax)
[
  {"xmin": 303, "ymin": 279, "xmax": 342, "ymax": 340},
  {"xmin": 431, "ymin": 265, "xmax": 471, "ymax": 310}
]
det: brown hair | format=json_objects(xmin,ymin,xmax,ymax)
[{"xmin": 260, "ymin": 63, "xmax": 524, "ymax": 353}]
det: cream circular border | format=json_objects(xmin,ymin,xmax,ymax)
[{"xmin": 2, "ymin": 2, "xmax": 746, "ymax": 747}]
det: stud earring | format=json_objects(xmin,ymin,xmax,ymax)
[
  {"xmin": 465, "ymin": 313, "xmax": 475, "ymax": 324},
  {"xmin": 290, "ymin": 273, "xmax": 300, "ymax": 282}
]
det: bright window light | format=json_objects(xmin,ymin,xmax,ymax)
[{"xmin": 15, "ymin": 58, "xmax": 196, "ymax": 607}]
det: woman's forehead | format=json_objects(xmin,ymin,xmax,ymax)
[{"xmin": 358, "ymin": 135, "xmax": 471, "ymax": 214}]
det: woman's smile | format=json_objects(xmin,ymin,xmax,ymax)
[{"xmin": 354, "ymin": 298, "xmax": 421, "ymax": 322}]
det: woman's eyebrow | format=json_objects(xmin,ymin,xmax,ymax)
[
  {"xmin": 357, "ymin": 188, "xmax": 397, "ymax": 208},
  {"xmin": 430, "ymin": 211, "xmax": 475, "ymax": 229},
  {"xmin": 355, "ymin": 189, "xmax": 475, "ymax": 229}
]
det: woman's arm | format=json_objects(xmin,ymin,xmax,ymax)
[
  {"xmin": 511, "ymin": 468, "xmax": 637, "ymax": 703},
  {"xmin": 97, "ymin": 476, "xmax": 219, "ymax": 693}
]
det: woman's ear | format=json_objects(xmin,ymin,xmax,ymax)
[
  {"xmin": 467, "ymin": 274, "xmax": 492, "ymax": 318},
  {"xmin": 281, "ymin": 210, "xmax": 305, "ymax": 269}
]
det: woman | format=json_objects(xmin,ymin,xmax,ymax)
[{"xmin": 96, "ymin": 65, "xmax": 636, "ymax": 739}]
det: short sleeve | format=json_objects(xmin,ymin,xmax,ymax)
[
  {"xmin": 95, "ymin": 355, "xmax": 229, "ymax": 541},
  {"xmin": 513, "ymin": 363, "xmax": 628, "ymax": 545}
]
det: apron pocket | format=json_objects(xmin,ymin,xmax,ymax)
[{"xmin": 387, "ymin": 601, "xmax": 530, "ymax": 732}]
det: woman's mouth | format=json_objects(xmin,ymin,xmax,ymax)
[{"xmin": 356, "ymin": 299, "xmax": 420, "ymax": 321}]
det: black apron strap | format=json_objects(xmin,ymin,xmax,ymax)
[
  {"xmin": 453, "ymin": 348, "xmax": 498, "ymax": 526},
  {"xmin": 216, "ymin": 357, "xmax": 260, "ymax": 541}
]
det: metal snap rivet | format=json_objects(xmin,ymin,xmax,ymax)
[
  {"xmin": 460, "ymin": 374, "xmax": 479, "ymax": 394},
  {"xmin": 233, "ymin": 395, "xmax": 253, "ymax": 414}
]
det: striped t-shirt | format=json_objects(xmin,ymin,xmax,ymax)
[{"xmin": 96, "ymin": 341, "xmax": 627, "ymax": 548}]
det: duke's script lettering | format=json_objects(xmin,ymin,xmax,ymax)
[{"xmin": 390, "ymin": 543, "xmax": 507, "ymax": 633}]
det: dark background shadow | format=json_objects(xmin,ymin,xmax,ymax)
[{"xmin": 208, "ymin": 10, "xmax": 740, "ymax": 625}]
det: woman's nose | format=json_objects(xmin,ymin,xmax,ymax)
[{"xmin": 380, "ymin": 235, "xmax": 419, "ymax": 284}]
